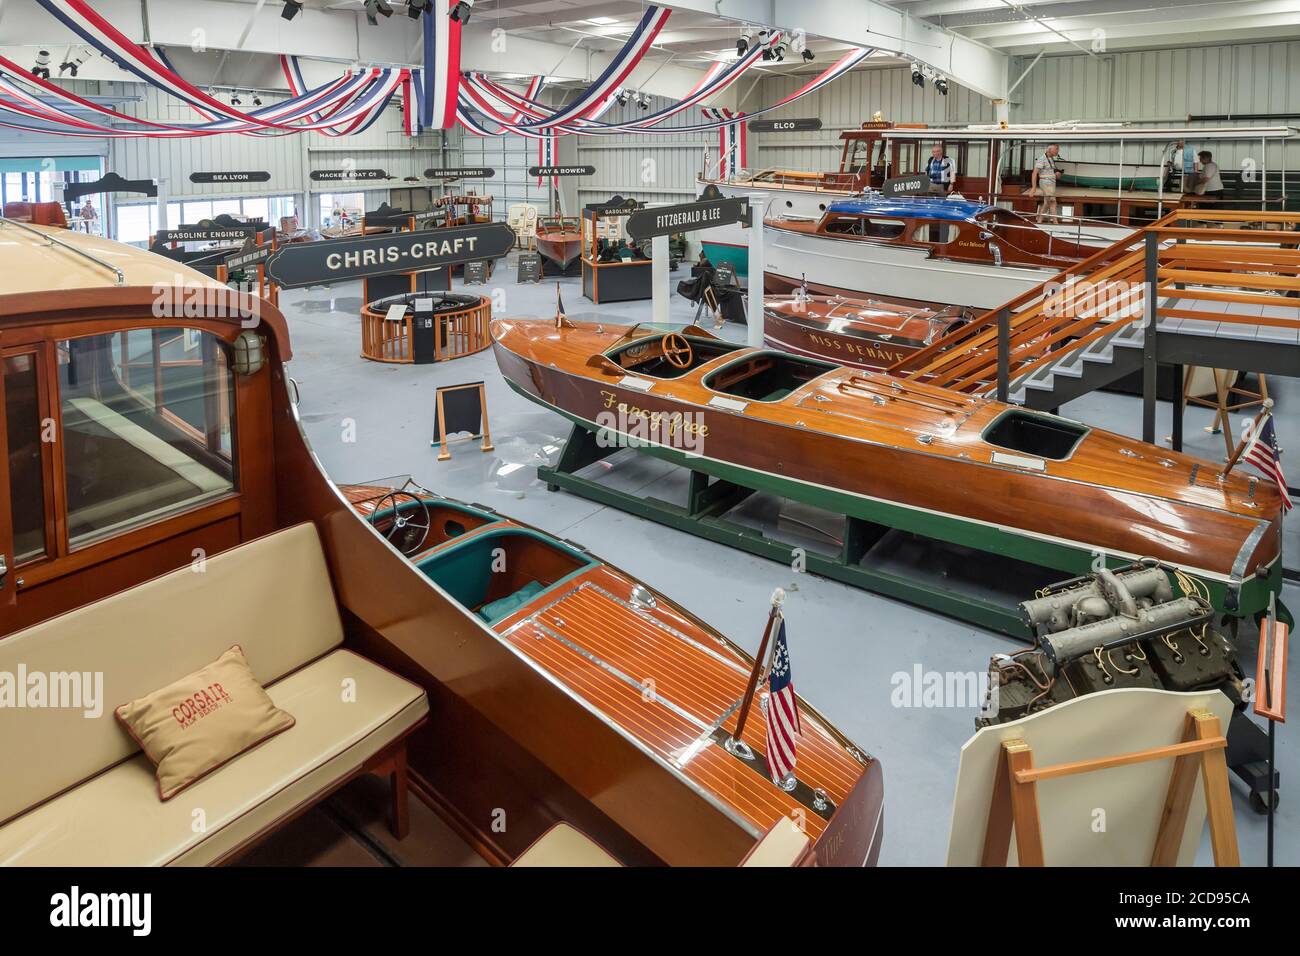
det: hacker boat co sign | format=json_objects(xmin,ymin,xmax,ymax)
[{"xmin": 265, "ymin": 222, "xmax": 517, "ymax": 288}]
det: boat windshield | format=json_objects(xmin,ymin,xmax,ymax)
[
  {"xmin": 703, "ymin": 351, "xmax": 837, "ymax": 403},
  {"xmin": 606, "ymin": 333, "xmax": 742, "ymax": 379}
]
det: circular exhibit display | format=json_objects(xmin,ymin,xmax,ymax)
[{"xmin": 361, "ymin": 291, "xmax": 492, "ymax": 365}]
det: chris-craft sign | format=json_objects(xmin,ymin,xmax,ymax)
[
  {"xmin": 527, "ymin": 165, "xmax": 596, "ymax": 178},
  {"xmin": 310, "ymin": 169, "xmax": 388, "ymax": 181},
  {"xmin": 424, "ymin": 167, "xmax": 495, "ymax": 180},
  {"xmin": 747, "ymin": 118, "xmax": 822, "ymax": 133},
  {"xmin": 190, "ymin": 171, "xmax": 271, "ymax": 184},
  {"xmin": 265, "ymin": 222, "xmax": 516, "ymax": 289}
]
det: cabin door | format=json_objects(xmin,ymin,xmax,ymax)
[{"xmin": 0, "ymin": 347, "xmax": 56, "ymax": 617}]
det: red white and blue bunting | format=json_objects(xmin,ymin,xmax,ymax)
[
  {"xmin": 704, "ymin": 108, "xmax": 747, "ymax": 177},
  {"xmin": 421, "ymin": 0, "xmax": 461, "ymax": 130}
]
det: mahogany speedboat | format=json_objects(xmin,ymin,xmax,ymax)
[
  {"xmin": 0, "ymin": 207, "xmax": 880, "ymax": 867},
  {"xmin": 763, "ymin": 293, "xmax": 972, "ymax": 371},
  {"xmin": 533, "ymin": 215, "xmax": 583, "ymax": 270},
  {"xmin": 763, "ymin": 196, "xmax": 1106, "ymax": 310},
  {"xmin": 491, "ymin": 318, "xmax": 1284, "ymax": 619},
  {"xmin": 339, "ymin": 478, "xmax": 883, "ymax": 865}
]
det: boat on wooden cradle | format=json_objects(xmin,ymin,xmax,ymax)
[
  {"xmin": 763, "ymin": 196, "xmax": 1107, "ymax": 310},
  {"xmin": 340, "ymin": 478, "xmax": 884, "ymax": 865},
  {"xmin": 763, "ymin": 291, "xmax": 973, "ymax": 371},
  {"xmin": 491, "ymin": 317, "xmax": 1284, "ymax": 619},
  {"xmin": 0, "ymin": 207, "xmax": 880, "ymax": 866},
  {"xmin": 533, "ymin": 216, "xmax": 583, "ymax": 270}
]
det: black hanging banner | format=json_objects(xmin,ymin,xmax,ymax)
[
  {"xmin": 64, "ymin": 172, "xmax": 156, "ymax": 202},
  {"xmin": 310, "ymin": 168, "xmax": 388, "ymax": 182},
  {"xmin": 424, "ymin": 167, "xmax": 495, "ymax": 180},
  {"xmin": 264, "ymin": 221, "xmax": 517, "ymax": 289},
  {"xmin": 585, "ymin": 194, "xmax": 640, "ymax": 216},
  {"xmin": 746, "ymin": 118, "xmax": 822, "ymax": 133},
  {"xmin": 881, "ymin": 174, "xmax": 929, "ymax": 198},
  {"xmin": 625, "ymin": 193, "xmax": 751, "ymax": 241},
  {"xmin": 189, "ymin": 171, "xmax": 271, "ymax": 184},
  {"xmin": 225, "ymin": 245, "xmax": 272, "ymax": 271},
  {"xmin": 154, "ymin": 224, "xmax": 259, "ymax": 244},
  {"xmin": 527, "ymin": 164, "xmax": 596, "ymax": 178}
]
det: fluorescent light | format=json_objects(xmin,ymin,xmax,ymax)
[{"xmin": 586, "ymin": 16, "xmax": 618, "ymax": 24}]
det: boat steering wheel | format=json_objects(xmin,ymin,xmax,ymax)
[
  {"xmin": 370, "ymin": 491, "xmax": 432, "ymax": 556},
  {"xmin": 661, "ymin": 332, "xmax": 694, "ymax": 369}
]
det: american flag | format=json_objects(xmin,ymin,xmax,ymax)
[
  {"xmin": 765, "ymin": 617, "xmax": 801, "ymax": 783},
  {"xmin": 1244, "ymin": 415, "xmax": 1292, "ymax": 512}
]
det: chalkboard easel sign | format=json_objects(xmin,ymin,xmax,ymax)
[
  {"xmin": 517, "ymin": 253, "xmax": 542, "ymax": 284},
  {"xmin": 431, "ymin": 382, "xmax": 493, "ymax": 461},
  {"xmin": 462, "ymin": 260, "xmax": 490, "ymax": 285}
]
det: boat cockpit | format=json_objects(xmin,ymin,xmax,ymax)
[
  {"xmin": 704, "ymin": 352, "xmax": 837, "ymax": 403},
  {"xmin": 606, "ymin": 331, "xmax": 742, "ymax": 379}
]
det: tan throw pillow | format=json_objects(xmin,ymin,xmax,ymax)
[{"xmin": 115, "ymin": 645, "xmax": 295, "ymax": 800}]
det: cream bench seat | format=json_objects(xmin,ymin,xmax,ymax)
[
  {"xmin": 510, "ymin": 819, "xmax": 812, "ymax": 867},
  {"xmin": 0, "ymin": 523, "xmax": 429, "ymax": 866}
]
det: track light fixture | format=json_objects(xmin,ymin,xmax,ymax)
[
  {"xmin": 615, "ymin": 88, "xmax": 630, "ymax": 107},
  {"xmin": 253, "ymin": 94, "xmax": 264, "ymax": 106},
  {"xmin": 31, "ymin": 49, "xmax": 51, "ymax": 80},
  {"xmin": 737, "ymin": 27, "xmax": 754, "ymax": 57},
  {"xmin": 934, "ymin": 73, "xmax": 949, "ymax": 95},
  {"xmin": 759, "ymin": 29, "xmax": 775, "ymax": 61},
  {"xmin": 770, "ymin": 40, "xmax": 789, "ymax": 62},
  {"xmin": 636, "ymin": 92, "xmax": 650, "ymax": 110},
  {"xmin": 59, "ymin": 48, "xmax": 90, "ymax": 76},
  {"xmin": 407, "ymin": 0, "xmax": 430, "ymax": 18},
  {"xmin": 281, "ymin": 0, "xmax": 303, "ymax": 20},
  {"xmin": 449, "ymin": 0, "xmax": 475, "ymax": 23},
  {"xmin": 801, "ymin": 47, "xmax": 814, "ymax": 63},
  {"xmin": 910, "ymin": 62, "xmax": 925, "ymax": 88},
  {"xmin": 364, "ymin": 0, "xmax": 393, "ymax": 26},
  {"xmin": 230, "ymin": 91, "xmax": 242, "ymax": 106}
]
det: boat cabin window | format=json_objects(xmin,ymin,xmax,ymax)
[
  {"xmin": 57, "ymin": 329, "xmax": 237, "ymax": 548},
  {"xmin": 704, "ymin": 352, "xmax": 836, "ymax": 403},
  {"xmin": 4, "ymin": 352, "xmax": 49, "ymax": 565},
  {"xmin": 823, "ymin": 216, "xmax": 905, "ymax": 239},
  {"xmin": 912, "ymin": 222, "xmax": 960, "ymax": 244},
  {"xmin": 607, "ymin": 334, "xmax": 741, "ymax": 379},
  {"xmin": 983, "ymin": 410, "xmax": 1087, "ymax": 461}
]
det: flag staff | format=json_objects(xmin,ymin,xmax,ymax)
[
  {"xmin": 730, "ymin": 588, "xmax": 785, "ymax": 748},
  {"xmin": 1222, "ymin": 398, "xmax": 1273, "ymax": 478}
]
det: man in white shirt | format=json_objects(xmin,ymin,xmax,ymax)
[
  {"xmin": 1031, "ymin": 143, "xmax": 1060, "ymax": 222},
  {"xmin": 1194, "ymin": 150, "xmax": 1224, "ymax": 201},
  {"xmin": 924, "ymin": 145, "xmax": 955, "ymax": 196}
]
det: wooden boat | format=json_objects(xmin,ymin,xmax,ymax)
[
  {"xmin": 339, "ymin": 479, "xmax": 883, "ymax": 864},
  {"xmin": 764, "ymin": 196, "xmax": 1107, "ymax": 310},
  {"xmin": 533, "ymin": 215, "xmax": 582, "ymax": 270},
  {"xmin": 1056, "ymin": 160, "xmax": 1165, "ymax": 192},
  {"xmin": 763, "ymin": 293, "xmax": 972, "ymax": 371},
  {"xmin": 0, "ymin": 208, "xmax": 881, "ymax": 867},
  {"xmin": 491, "ymin": 317, "xmax": 1284, "ymax": 617}
]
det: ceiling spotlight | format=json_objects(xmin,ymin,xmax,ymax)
[
  {"xmin": 615, "ymin": 88, "xmax": 630, "ymax": 107},
  {"xmin": 770, "ymin": 40, "xmax": 789, "ymax": 62},
  {"xmin": 801, "ymin": 47, "xmax": 814, "ymax": 63},
  {"xmin": 737, "ymin": 27, "xmax": 754, "ymax": 57},
  {"xmin": 759, "ymin": 29, "xmax": 775, "ymax": 61},
  {"xmin": 252, "ymin": 94, "xmax": 264, "ymax": 106},
  {"xmin": 281, "ymin": 0, "xmax": 303, "ymax": 19},
  {"xmin": 449, "ymin": 0, "xmax": 475, "ymax": 23},
  {"xmin": 230, "ymin": 92, "xmax": 242, "ymax": 106},
  {"xmin": 407, "ymin": 0, "xmax": 429, "ymax": 18},
  {"xmin": 636, "ymin": 92, "xmax": 650, "ymax": 110},
  {"xmin": 364, "ymin": 0, "xmax": 393, "ymax": 25},
  {"xmin": 910, "ymin": 62, "xmax": 925, "ymax": 88},
  {"xmin": 934, "ymin": 74, "xmax": 949, "ymax": 95},
  {"xmin": 59, "ymin": 48, "xmax": 90, "ymax": 76},
  {"xmin": 31, "ymin": 50, "xmax": 51, "ymax": 80}
]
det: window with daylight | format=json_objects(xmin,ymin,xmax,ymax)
[
  {"xmin": 4, "ymin": 351, "xmax": 50, "ymax": 565},
  {"xmin": 56, "ymin": 328, "xmax": 237, "ymax": 549}
]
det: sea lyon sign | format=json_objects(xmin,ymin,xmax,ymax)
[{"xmin": 266, "ymin": 222, "xmax": 517, "ymax": 289}]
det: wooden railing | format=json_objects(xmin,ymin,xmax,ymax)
[
  {"xmin": 360, "ymin": 295, "xmax": 493, "ymax": 364},
  {"xmin": 887, "ymin": 209, "xmax": 1300, "ymax": 397}
]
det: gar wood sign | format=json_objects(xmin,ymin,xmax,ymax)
[
  {"xmin": 881, "ymin": 174, "xmax": 928, "ymax": 198},
  {"xmin": 625, "ymin": 193, "xmax": 751, "ymax": 241},
  {"xmin": 265, "ymin": 221, "xmax": 517, "ymax": 289}
]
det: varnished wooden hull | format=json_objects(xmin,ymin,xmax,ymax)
[
  {"xmin": 763, "ymin": 296, "xmax": 969, "ymax": 371},
  {"xmin": 335, "ymin": 484, "xmax": 884, "ymax": 865},
  {"xmin": 535, "ymin": 230, "xmax": 583, "ymax": 269},
  {"xmin": 491, "ymin": 318, "xmax": 1283, "ymax": 615}
]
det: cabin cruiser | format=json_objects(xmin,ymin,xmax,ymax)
[
  {"xmin": 492, "ymin": 317, "xmax": 1284, "ymax": 620},
  {"xmin": 763, "ymin": 196, "xmax": 1107, "ymax": 310},
  {"xmin": 0, "ymin": 207, "xmax": 881, "ymax": 867}
]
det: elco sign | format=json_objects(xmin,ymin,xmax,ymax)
[{"xmin": 265, "ymin": 222, "xmax": 516, "ymax": 288}]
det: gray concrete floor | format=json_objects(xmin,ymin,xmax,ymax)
[{"xmin": 281, "ymin": 257, "xmax": 1298, "ymax": 866}]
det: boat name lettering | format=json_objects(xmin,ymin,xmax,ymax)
[
  {"xmin": 807, "ymin": 332, "xmax": 903, "ymax": 363},
  {"xmin": 598, "ymin": 390, "xmax": 709, "ymax": 440}
]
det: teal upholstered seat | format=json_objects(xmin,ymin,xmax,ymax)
[{"xmin": 477, "ymin": 580, "xmax": 546, "ymax": 623}]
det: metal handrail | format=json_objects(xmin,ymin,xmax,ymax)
[{"xmin": 0, "ymin": 216, "xmax": 125, "ymax": 286}]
